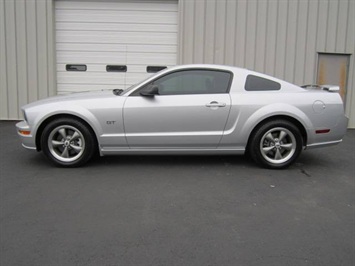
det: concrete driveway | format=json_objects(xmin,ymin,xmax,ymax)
[{"xmin": 1, "ymin": 121, "xmax": 354, "ymax": 266}]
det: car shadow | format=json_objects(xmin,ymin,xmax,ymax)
[
  {"xmin": 90, "ymin": 154, "xmax": 255, "ymax": 168},
  {"xmin": 23, "ymin": 148, "xmax": 336, "ymax": 173}
]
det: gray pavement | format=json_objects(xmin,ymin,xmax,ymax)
[{"xmin": 1, "ymin": 120, "xmax": 354, "ymax": 266}]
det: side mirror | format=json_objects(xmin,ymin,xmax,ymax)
[{"xmin": 140, "ymin": 85, "xmax": 159, "ymax": 97}]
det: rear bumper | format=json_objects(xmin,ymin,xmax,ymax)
[
  {"xmin": 306, "ymin": 115, "xmax": 348, "ymax": 149},
  {"xmin": 306, "ymin": 139, "xmax": 342, "ymax": 149},
  {"xmin": 16, "ymin": 121, "xmax": 36, "ymax": 150}
]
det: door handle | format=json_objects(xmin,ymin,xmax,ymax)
[{"xmin": 206, "ymin": 101, "xmax": 226, "ymax": 107}]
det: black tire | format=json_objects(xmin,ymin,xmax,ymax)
[
  {"xmin": 41, "ymin": 118, "xmax": 97, "ymax": 167},
  {"xmin": 248, "ymin": 120, "xmax": 303, "ymax": 169}
]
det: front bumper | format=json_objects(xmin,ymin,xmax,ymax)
[{"xmin": 16, "ymin": 121, "xmax": 36, "ymax": 150}]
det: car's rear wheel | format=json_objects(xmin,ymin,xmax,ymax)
[
  {"xmin": 249, "ymin": 120, "xmax": 303, "ymax": 169},
  {"xmin": 41, "ymin": 118, "xmax": 96, "ymax": 167}
]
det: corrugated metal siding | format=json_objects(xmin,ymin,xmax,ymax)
[
  {"xmin": 0, "ymin": 0, "xmax": 56, "ymax": 120},
  {"xmin": 179, "ymin": 0, "xmax": 355, "ymax": 128}
]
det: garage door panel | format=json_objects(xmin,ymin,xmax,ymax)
[
  {"xmin": 56, "ymin": 43, "xmax": 177, "ymax": 54},
  {"xmin": 127, "ymin": 53, "xmax": 176, "ymax": 65},
  {"xmin": 57, "ymin": 51, "xmax": 126, "ymax": 64},
  {"xmin": 56, "ymin": 10, "xmax": 177, "ymax": 24},
  {"xmin": 56, "ymin": 31, "xmax": 177, "ymax": 45},
  {"xmin": 56, "ymin": 22, "xmax": 177, "ymax": 33},
  {"xmin": 57, "ymin": 84, "xmax": 125, "ymax": 94},
  {"xmin": 58, "ymin": 77, "xmax": 152, "ymax": 92},
  {"xmin": 58, "ymin": 71, "xmax": 125, "ymax": 82},
  {"xmin": 56, "ymin": 1, "xmax": 178, "ymax": 12},
  {"xmin": 57, "ymin": 72, "xmax": 151, "ymax": 85},
  {"xmin": 58, "ymin": 71, "xmax": 149, "ymax": 80}
]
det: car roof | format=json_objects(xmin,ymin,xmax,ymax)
[{"xmin": 166, "ymin": 64, "xmax": 247, "ymax": 73}]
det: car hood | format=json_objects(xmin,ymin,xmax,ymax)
[{"xmin": 23, "ymin": 90, "xmax": 117, "ymax": 109}]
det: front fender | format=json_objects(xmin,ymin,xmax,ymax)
[{"xmin": 30, "ymin": 103, "xmax": 103, "ymax": 142}]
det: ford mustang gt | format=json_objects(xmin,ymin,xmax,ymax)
[{"xmin": 16, "ymin": 64, "xmax": 348, "ymax": 169}]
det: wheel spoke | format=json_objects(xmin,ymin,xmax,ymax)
[
  {"xmin": 280, "ymin": 143, "xmax": 293, "ymax": 150},
  {"xmin": 70, "ymin": 144, "xmax": 82, "ymax": 153},
  {"xmin": 70, "ymin": 131, "xmax": 80, "ymax": 141},
  {"xmin": 61, "ymin": 147, "xmax": 69, "ymax": 158},
  {"xmin": 279, "ymin": 130, "xmax": 287, "ymax": 141},
  {"xmin": 265, "ymin": 133, "xmax": 274, "ymax": 142},
  {"xmin": 262, "ymin": 146, "xmax": 275, "ymax": 153},
  {"xmin": 52, "ymin": 140, "xmax": 64, "ymax": 147},
  {"xmin": 58, "ymin": 128, "xmax": 67, "ymax": 139},
  {"xmin": 274, "ymin": 149, "xmax": 282, "ymax": 160}
]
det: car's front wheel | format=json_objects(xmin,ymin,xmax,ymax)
[
  {"xmin": 249, "ymin": 120, "xmax": 303, "ymax": 169},
  {"xmin": 41, "ymin": 118, "xmax": 97, "ymax": 167}
]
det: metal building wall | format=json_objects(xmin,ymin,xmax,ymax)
[
  {"xmin": 0, "ymin": 0, "xmax": 56, "ymax": 120},
  {"xmin": 178, "ymin": 0, "xmax": 355, "ymax": 128},
  {"xmin": 1, "ymin": 0, "xmax": 354, "ymax": 128}
]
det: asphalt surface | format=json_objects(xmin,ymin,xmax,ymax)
[{"xmin": 0, "ymin": 120, "xmax": 354, "ymax": 266}]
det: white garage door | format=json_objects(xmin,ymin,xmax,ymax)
[{"xmin": 55, "ymin": 0, "xmax": 178, "ymax": 94}]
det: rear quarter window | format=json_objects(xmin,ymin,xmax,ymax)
[{"xmin": 245, "ymin": 75, "xmax": 281, "ymax": 91}]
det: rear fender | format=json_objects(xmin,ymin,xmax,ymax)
[{"xmin": 240, "ymin": 104, "xmax": 312, "ymax": 143}]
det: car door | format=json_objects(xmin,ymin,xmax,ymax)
[{"xmin": 123, "ymin": 69, "xmax": 232, "ymax": 149}]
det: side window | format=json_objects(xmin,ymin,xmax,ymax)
[
  {"xmin": 157, "ymin": 72, "xmax": 211, "ymax": 95},
  {"xmin": 133, "ymin": 70, "xmax": 232, "ymax": 96},
  {"xmin": 245, "ymin": 75, "xmax": 281, "ymax": 91}
]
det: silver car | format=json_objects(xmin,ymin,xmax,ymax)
[{"xmin": 16, "ymin": 64, "xmax": 348, "ymax": 169}]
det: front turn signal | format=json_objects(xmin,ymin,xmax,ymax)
[{"xmin": 19, "ymin": 130, "xmax": 31, "ymax": 135}]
